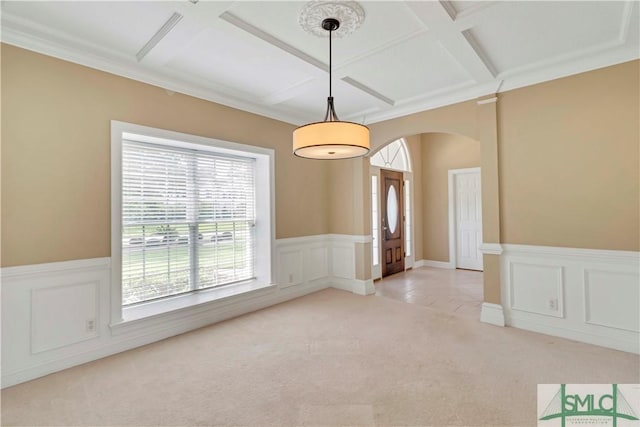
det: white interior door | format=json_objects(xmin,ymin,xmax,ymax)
[{"xmin": 455, "ymin": 170, "xmax": 483, "ymax": 271}]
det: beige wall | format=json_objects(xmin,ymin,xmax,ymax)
[
  {"xmin": 3, "ymin": 42, "xmax": 638, "ymax": 296},
  {"xmin": 329, "ymin": 159, "xmax": 356, "ymax": 236},
  {"xmin": 360, "ymin": 61, "xmax": 640, "ymax": 254},
  {"xmin": 369, "ymin": 101, "xmax": 479, "ymax": 150},
  {"xmin": 1, "ymin": 44, "xmax": 329, "ymax": 267},
  {"xmin": 328, "ymin": 155, "xmax": 372, "ymax": 237},
  {"xmin": 498, "ymin": 60, "xmax": 639, "ymax": 251},
  {"xmin": 404, "ymin": 134, "xmax": 423, "ymax": 261},
  {"xmin": 366, "ymin": 60, "xmax": 638, "ymax": 305},
  {"xmin": 421, "ymin": 133, "xmax": 480, "ymax": 262},
  {"xmin": 482, "ymin": 255, "xmax": 500, "ymax": 303},
  {"xmin": 355, "ymin": 241, "xmax": 372, "ymax": 281}
]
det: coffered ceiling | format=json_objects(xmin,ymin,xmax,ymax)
[{"xmin": 2, "ymin": 1, "xmax": 638, "ymax": 125}]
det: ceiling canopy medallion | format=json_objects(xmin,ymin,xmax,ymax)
[
  {"xmin": 299, "ymin": 0, "xmax": 365, "ymax": 38},
  {"xmin": 293, "ymin": 3, "xmax": 370, "ymax": 159}
]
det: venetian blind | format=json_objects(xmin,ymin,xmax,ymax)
[{"xmin": 121, "ymin": 139, "xmax": 256, "ymax": 305}]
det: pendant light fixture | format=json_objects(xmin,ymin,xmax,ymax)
[{"xmin": 293, "ymin": 17, "xmax": 370, "ymax": 159}]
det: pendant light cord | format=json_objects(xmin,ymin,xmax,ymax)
[
  {"xmin": 322, "ymin": 18, "xmax": 339, "ymax": 122},
  {"xmin": 329, "ymin": 27, "xmax": 332, "ymax": 98}
]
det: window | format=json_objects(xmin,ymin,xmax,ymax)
[
  {"xmin": 370, "ymin": 138, "xmax": 410, "ymax": 171},
  {"xmin": 111, "ymin": 121, "xmax": 273, "ymax": 319},
  {"xmin": 404, "ymin": 179, "xmax": 411, "ymax": 257},
  {"xmin": 371, "ymin": 175, "xmax": 379, "ymax": 266}
]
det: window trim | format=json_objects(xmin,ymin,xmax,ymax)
[{"xmin": 110, "ymin": 120, "xmax": 275, "ymax": 327}]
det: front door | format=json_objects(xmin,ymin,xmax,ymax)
[{"xmin": 381, "ymin": 169, "xmax": 404, "ymax": 277}]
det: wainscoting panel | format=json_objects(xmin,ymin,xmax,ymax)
[
  {"xmin": 2, "ymin": 234, "xmax": 372, "ymax": 388},
  {"xmin": 501, "ymin": 244, "xmax": 640, "ymax": 353},
  {"xmin": 307, "ymin": 246, "xmax": 329, "ymax": 282},
  {"xmin": 332, "ymin": 244, "xmax": 355, "ymax": 280},
  {"xmin": 2, "ymin": 258, "xmax": 112, "ymax": 387},
  {"xmin": 276, "ymin": 248, "xmax": 304, "ymax": 288},
  {"xmin": 31, "ymin": 281, "xmax": 100, "ymax": 354},
  {"xmin": 509, "ymin": 262, "xmax": 564, "ymax": 318},
  {"xmin": 584, "ymin": 269, "xmax": 639, "ymax": 332}
]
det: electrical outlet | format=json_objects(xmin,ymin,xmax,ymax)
[
  {"xmin": 548, "ymin": 299, "xmax": 558, "ymax": 311},
  {"xmin": 86, "ymin": 319, "xmax": 96, "ymax": 332}
]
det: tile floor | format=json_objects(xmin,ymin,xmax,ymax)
[{"xmin": 374, "ymin": 266, "xmax": 483, "ymax": 319}]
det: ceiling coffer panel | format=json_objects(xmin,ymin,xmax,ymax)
[
  {"xmin": 343, "ymin": 33, "xmax": 473, "ymax": 101},
  {"xmin": 466, "ymin": 1, "xmax": 627, "ymax": 75},
  {"xmin": 165, "ymin": 23, "xmax": 318, "ymax": 99},
  {"xmin": 279, "ymin": 77, "xmax": 380, "ymax": 122}
]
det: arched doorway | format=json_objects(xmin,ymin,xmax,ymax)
[
  {"xmin": 370, "ymin": 132, "xmax": 485, "ymax": 321},
  {"xmin": 363, "ymin": 97, "xmax": 503, "ymax": 325},
  {"xmin": 370, "ymin": 138, "xmax": 413, "ymax": 279}
]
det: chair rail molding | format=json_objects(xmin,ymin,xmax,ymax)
[{"xmin": 479, "ymin": 243, "xmax": 503, "ymax": 255}]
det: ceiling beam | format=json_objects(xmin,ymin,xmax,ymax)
[
  {"xmin": 446, "ymin": 1, "xmax": 500, "ymax": 30},
  {"xmin": 219, "ymin": 11, "xmax": 327, "ymax": 72},
  {"xmin": 138, "ymin": 1, "xmax": 235, "ymax": 66},
  {"xmin": 341, "ymin": 77, "xmax": 395, "ymax": 106},
  {"xmin": 405, "ymin": 1, "xmax": 496, "ymax": 81},
  {"xmin": 136, "ymin": 12, "xmax": 183, "ymax": 62}
]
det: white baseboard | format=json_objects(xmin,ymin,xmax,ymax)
[
  {"xmin": 416, "ymin": 259, "xmax": 455, "ymax": 269},
  {"xmin": 480, "ymin": 303, "xmax": 505, "ymax": 326},
  {"xmin": 353, "ymin": 278, "xmax": 375, "ymax": 296},
  {"xmin": 509, "ymin": 317, "xmax": 639, "ymax": 354},
  {"xmin": 331, "ymin": 278, "xmax": 375, "ymax": 296}
]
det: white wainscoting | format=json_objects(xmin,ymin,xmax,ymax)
[
  {"xmin": 501, "ymin": 244, "xmax": 640, "ymax": 354},
  {"xmin": 2, "ymin": 234, "xmax": 370, "ymax": 388},
  {"xmin": 276, "ymin": 234, "xmax": 374, "ymax": 296},
  {"xmin": 330, "ymin": 234, "xmax": 375, "ymax": 296}
]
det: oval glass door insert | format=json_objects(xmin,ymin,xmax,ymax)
[{"xmin": 387, "ymin": 185, "xmax": 398, "ymax": 234}]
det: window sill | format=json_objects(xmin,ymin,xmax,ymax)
[{"xmin": 110, "ymin": 280, "xmax": 276, "ymax": 335}]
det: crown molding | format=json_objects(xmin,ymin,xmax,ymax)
[
  {"xmin": 0, "ymin": 12, "xmax": 310, "ymax": 126},
  {"xmin": 361, "ymin": 42, "xmax": 638, "ymax": 124},
  {"xmin": 351, "ymin": 80, "xmax": 495, "ymax": 124},
  {"xmin": 1, "ymin": 9, "xmax": 638, "ymax": 127},
  {"xmin": 477, "ymin": 97, "xmax": 497, "ymax": 105}
]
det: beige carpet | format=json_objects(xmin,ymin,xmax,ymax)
[{"xmin": 2, "ymin": 288, "xmax": 638, "ymax": 426}]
